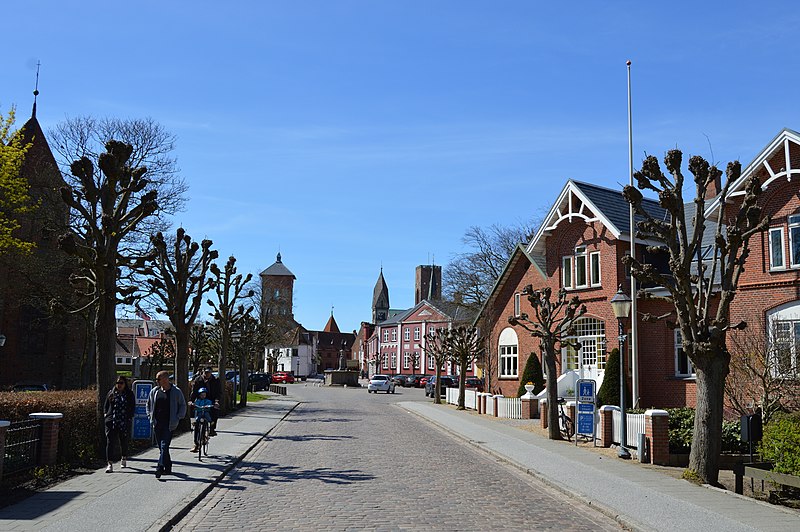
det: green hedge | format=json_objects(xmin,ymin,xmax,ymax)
[
  {"xmin": 760, "ymin": 412, "xmax": 800, "ymax": 476},
  {"xmin": 0, "ymin": 390, "xmax": 99, "ymax": 466},
  {"xmin": 665, "ymin": 407, "xmax": 747, "ymax": 454}
]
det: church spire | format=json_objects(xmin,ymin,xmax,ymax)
[
  {"xmin": 31, "ymin": 60, "xmax": 41, "ymax": 119},
  {"xmin": 372, "ymin": 268, "xmax": 390, "ymax": 323}
]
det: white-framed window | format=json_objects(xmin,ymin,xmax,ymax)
[
  {"xmin": 590, "ymin": 251, "xmax": 601, "ymax": 286},
  {"xmin": 498, "ymin": 327, "xmax": 519, "ymax": 378},
  {"xmin": 562, "ymin": 317, "xmax": 606, "ymax": 371},
  {"xmin": 789, "ymin": 215, "xmax": 800, "ymax": 267},
  {"xmin": 391, "ymin": 330, "xmax": 397, "ymax": 342},
  {"xmin": 574, "ymin": 246, "xmax": 588, "ymax": 288},
  {"xmin": 403, "ymin": 352, "xmax": 410, "ymax": 369},
  {"xmin": 414, "ymin": 351, "xmax": 420, "ymax": 368},
  {"xmin": 428, "ymin": 326, "xmax": 436, "ymax": 336},
  {"xmin": 675, "ymin": 330, "xmax": 695, "ymax": 377},
  {"xmin": 769, "ymin": 227, "xmax": 786, "ymax": 270},
  {"xmin": 428, "ymin": 354, "xmax": 435, "ymax": 370},
  {"xmin": 514, "ymin": 293, "xmax": 521, "ymax": 317},
  {"xmin": 115, "ymin": 356, "xmax": 132, "ymax": 365},
  {"xmin": 414, "ymin": 327, "xmax": 420, "ymax": 340},
  {"xmin": 383, "ymin": 330, "xmax": 388, "ymax": 342},
  {"xmin": 391, "ymin": 353, "xmax": 397, "ymax": 369},
  {"xmin": 382, "ymin": 354, "xmax": 389, "ymax": 369},
  {"xmin": 404, "ymin": 328, "xmax": 410, "ymax": 341},
  {"xmin": 562, "ymin": 256, "xmax": 573, "ymax": 289},
  {"xmin": 768, "ymin": 302, "xmax": 800, "ymax": 377}
]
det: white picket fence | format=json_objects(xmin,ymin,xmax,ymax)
[
  {"xmin": 445, "ymin": 387, "xmax": 478, "ymax": 409},
  {"xmin": 445, "ymin": 389, "xmax": 521, "ymax": 419},
  {"xmin": 496, "ymin": 396, "xmax": 522, "ymax": 419},
  {"xmin": 612, "ymin": 409, "xmax": 646, "ymax": 449}
]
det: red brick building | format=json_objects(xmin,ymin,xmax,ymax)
[{"xmin": 476, "ymin": 128, "xmax": 800, "ymax": 410}]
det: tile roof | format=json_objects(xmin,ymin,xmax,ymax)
[{"xmin": 260, "ymin": 252, "xmax": 296, "ymax": 278}]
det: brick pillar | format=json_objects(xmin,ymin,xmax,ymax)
[
  {"xmin": 567, "ymin": 401, "xmax": 576, "ymax": 426},
  {"xmin": 521, "ymin": 398, "xmax": 536, "ymax": 419},
  {"xmin": 646, "ymin": 409, "xmax": 669, "ymax": 466},
  {"xmin": 599, "ymin": 405, "xmax": 618, "ymax": 447},
  {"xmin": 0, "ymin": 421, "xmax": 9, "ymax": 479},
  {"xmin": 540, "ymin": 399, "xmax": 548, "ymax": 429},
  {"xmin": 29, "ymin": 413, "xmax": 63, "ymax": 467}
]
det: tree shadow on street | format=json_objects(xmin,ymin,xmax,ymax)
[{"xmin": 223, "ymin": 462, "xmax": 375, "ymax": 486}]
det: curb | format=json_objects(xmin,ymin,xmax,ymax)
[
  {"xmin": 400, "ymin": 404, "xmax": 647, "ymax": 532},
  {"xmin": 153, "ymin": 399, "xmax": 300, "ymax": 531}
]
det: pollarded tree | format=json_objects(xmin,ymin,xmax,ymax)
[
  {"xmin": 446, "ymin": 325, "xmax": 484, "ymax": 410},
  {"xmin": 622, "ymin": 150, "xmax": 768, "ymax": 484},
  {"xmin": 422, "ymin": 327, "xmax": 451, "ymax": 405},
  {"xmin": 142, "ymin": 228, "xmax": 218, "ymax": 423},
  {"xmin": 509, "ymin": 285, "xmax": 585, "ymax": 440},
  {"xmin": 58, "ymin": 141, "xmax": 158, "ymax": 434},
  {"xmin": 208, "ymin": 256, "xmax": 253, "ymax": 412}
]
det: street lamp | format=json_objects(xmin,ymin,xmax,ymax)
[{"xmin": 610, "ymin": 285, "xmax": 632, "ymax": 460}]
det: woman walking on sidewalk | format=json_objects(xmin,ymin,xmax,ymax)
[
  {"xmin": 103, "ymin": 376, "xmax": 135, "ymax": 473},
  {"xmin": 146, "ymin": 370, "xmax": 187, "ymax": 478}
]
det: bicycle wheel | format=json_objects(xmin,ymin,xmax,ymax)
[
  {"xmin": 198, "ymin": 421, "xmax": 207, "ymax": 461},
  {"xmin": 562, "ymin": 416, "xmax": 575, "ymax": 442},
  {"xmin": 202, "ymin": 421, "xmax": 210, "ymax": 456}
]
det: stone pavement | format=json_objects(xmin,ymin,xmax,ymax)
[
  {"xmin": 0, "ymin": 396, "xmax": 298, "ymax": 532},
  {"xmin": 401, "ymin": 401, "xmax": 800, "ymax": 532}
]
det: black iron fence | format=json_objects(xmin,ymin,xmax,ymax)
[{"xmin": 3, "ymin": 419, "xmax": 42, "ymax": 476}]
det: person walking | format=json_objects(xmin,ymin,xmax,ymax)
[
  {"xmin": 146, "ymin": 370, "xmax": 187, "ymax": 478},
  {"xmin": 191, "ymin": 367, "xmax": 221, "ymax": 436},
  {"xmin": 103, "ymin": 375, "xmax": 135, "ymax": 473}
]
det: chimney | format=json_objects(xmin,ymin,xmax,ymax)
[{"xmin": 705, "ymin": 173, "xmax": 722, "ymax": 200}]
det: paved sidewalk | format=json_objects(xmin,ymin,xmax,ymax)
[
  {"xmin": 400, "ymin": 401, "xmax": 800, "ymax": 532},
  {"xmin": 0, "ymin": 396, "xmax": 298, "ymax": 532}
]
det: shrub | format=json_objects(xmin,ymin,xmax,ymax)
[
  {"xmin": 665, "ymin": 407, "xmax": 747, "ymax": 454},
  {"xmin": 597, "ymin": 348, "xmax": 630, "ymax": 407},
  {"xmin": 760, "ymin": 412, "xmax": 800, "ymax": 476},
  {"xmin": 0, "ymin": 390, "xmax": 99, "ymax": 466},
  {"xmin": 517, "ymin": 352, "xmax": 545, "ymax": 397}
]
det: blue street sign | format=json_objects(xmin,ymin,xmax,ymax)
[
  {"xmin": 132, "ymin": 380, "xmax": 154, "ymax": 440},
  {"xmin": 578, "ymin": 402, "xmax": 594, "ymax": 413},
  {"xmin": 132, "ymin": 416, "xmax": 151, "ymax": 440},
  {"xmin": 578, "ymin": 412, "xmax": 594, "ymax": 435},
  {"xmin": 577, "ymin": 379, "xmax": 596, "ymax": 403}
]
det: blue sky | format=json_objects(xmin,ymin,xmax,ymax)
[{"xmin": 4, "ymin": 1, "xmax": 800, "ymax": 332}]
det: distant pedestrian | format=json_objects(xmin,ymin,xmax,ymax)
[
  {"xmin": 191, "ymin": 367, "xmax": 221, "ymax": 436},
  {"xmin": 146, "ymin": 370, "xmax": 187, "ymax": 478},
  {"xmin": 104, "ymin": 375, "xmax": 135, "ymax": 473}
]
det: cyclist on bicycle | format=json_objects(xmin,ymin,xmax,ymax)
[{"xmin": 189, "ymin": 388, "xmax": 213, "ymax": 453}]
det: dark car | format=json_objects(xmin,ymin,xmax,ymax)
[
  {"xmin": 465, "ymin": 377, "xmax": 485, "ymax": 392},
  {"xmin": 12, "ymin": 382, "xmax": 52, "ymax": 392},
  {"xmin": 392, "ymin": 374, "xmax": 409, "ymax": 387},
  {"xmin": 425, "ymin": 376, "xmax": 455, "ymax": 397},
  {"xmin": 247, "ymin": 373, "xmax": 272, "ymax": 391},
  {"xmin": 406, "ymin": 375, "xmax": 426, "ymax": 388}
]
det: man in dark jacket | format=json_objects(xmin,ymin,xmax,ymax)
[{"xmin": 191, "ymin": 367, "xmax": 221, "ymax": 436}]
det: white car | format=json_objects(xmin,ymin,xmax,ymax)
[{"xmin": 367, "ymin": 374, "xmax": 396, "ymax": 394}]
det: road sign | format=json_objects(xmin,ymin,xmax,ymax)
[
  {"xmin": 577, "ymin": 379, "xmax": 596, "ymax": 403},
  {"xmin": 132, "ymin": 380, "xmax": 154, "ymax": 440},
  {"xmin": 575, "ymin": 379, "xmax": 597, "ymax": 442}
]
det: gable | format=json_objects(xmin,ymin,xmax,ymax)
[{"xmin": 404, "ymin": 302, "xmax": 448, "ymax": 323}]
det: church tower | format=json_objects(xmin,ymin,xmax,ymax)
[
  {"xmin": 259, "ymin": 252, "xmax": 296, "ymax": 320},
  {"xmin": 372, "ymin": 268, "xmax": 390, "ymax": 323},
  {"xmin": 415, "ymin": 264, "xmax": 441, "ymax": 304}
]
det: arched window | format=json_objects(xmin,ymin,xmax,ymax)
[
  {"xmin": 499, "ymin": 327, "xmax": 519, "ymax": 378},
  {"xmin": 563, "ymin": 317, "xmax": 606, "ymax": 371},
  {"xmin": 767, "ymin": 301, "xmax": 800, "ymax": 376}
]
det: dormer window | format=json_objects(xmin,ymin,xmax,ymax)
[{"xmin": 563, "ymin": 246, "xmax": 600, "ymax": 289}]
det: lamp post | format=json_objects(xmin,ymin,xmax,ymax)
[{"xmin": 610, "ymin": 285, "xmax": 632, "ymax": 460}]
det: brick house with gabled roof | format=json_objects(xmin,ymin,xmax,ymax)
[{"xmin": 476, "ymin": 129, "xmax": 800, "ymax": 411}]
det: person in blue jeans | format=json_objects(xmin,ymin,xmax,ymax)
[
  {"xmin": 189, "ymin": 387, "xmax": 213, "ymax": 453},
  {"xmin": 146, "ymin": 370, "xmax": 187, "ymax": 478}
]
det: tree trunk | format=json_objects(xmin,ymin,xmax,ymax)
[
  {"xmin": 434, "ymin": 365, "xmax": 442, "ymax": 405},
  {"xmin": 688, "ymin": 344, "xmax": 729, "ymax": 485},
  {"xmin": 95, "ymin": 263, "xmax": 117, "ymax": 451},
  {"xmin": 239, "ymin": 350, "xmax": 249, "ymax": 407},
  {"xmin": 174, "ymin": 326, "xmax": 190, "ymax": 430},
  {"xmin": 457, "ymin": 359, "xmax": 467, "ymax": 410},
  {"xmin": 218, "ymin": 330, "xmax": 229, "ymax": 413},
  {"xmin": 544, "ymin": 347, "xmax": 561, "ymax": 441}
]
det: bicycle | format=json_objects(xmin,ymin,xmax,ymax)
[
  {"xmin": 192, "ymin": 404, "xmax": 213, "ymax": 461},
  {"xmin": 557, "ymin": 397, "xmax": 575, "ymax": 442}
]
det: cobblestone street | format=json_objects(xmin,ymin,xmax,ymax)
[{"xmin": 174, "ymin": 386, "xmax": 620, "ymax": 531}]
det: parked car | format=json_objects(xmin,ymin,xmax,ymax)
[
  {"xmin": 392, "ymin": 374, "xmax": 408, "ymax": 387},
  {"xmin": 12, "ymin": 382, "xmax": 52, "ymax": 392},
  {"xmin": 367, "ymin": 374, "xmax": 396, "ymax": 394},
  {"xmin": 272, "ymin": 371, "xmax": 295, "ymax": 384},
  {"xmin": 247, "ymin": 373, "xmax": 272, "ymax": 391},
  {"xmin": 419, "ymin": 376, "xmax": 431, "ymax": 387},
  {"xmin": 406, "ymin": 375, "xmax": 426, "ymax": 388},
  {"xmin": 465, "ymin": 377, "xmax": 485, "ymax": 392},
  {"xmin": 425, "ymin": 375, "xmax": 455, "ymax": 397}
]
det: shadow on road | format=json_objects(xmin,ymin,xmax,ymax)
[{"xmin": 224, "ymin": 462, "xmax": 375, "ymax": 486}]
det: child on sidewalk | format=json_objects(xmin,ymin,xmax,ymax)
[{"xmin": 189, "ymin": 388, "xmax": 213, "ymax": 453}]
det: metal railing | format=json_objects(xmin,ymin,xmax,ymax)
[
  {"xmin": 612, "ymin": 409, "xmax": 645, "ymax": 449},
  {"xmin": 3, "ymin": 419, "xmax": 42, "ymax": 476}
]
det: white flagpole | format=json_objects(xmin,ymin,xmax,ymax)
[{"xmin": 627, "ymin": 60, "xmax": 639, "ymax": 408}]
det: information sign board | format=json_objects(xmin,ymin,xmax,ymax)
[
  {"xmin": 132, "ymin": 380, "xmax": 153, "ymax": 440},
  {"xmin": 575, "ymin": 379, "xmax": 597, "ymax": 440}
]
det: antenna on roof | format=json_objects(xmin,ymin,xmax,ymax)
[{"xmin": 32, "ymin": 60, "xmax": 41, "ymax": 118}]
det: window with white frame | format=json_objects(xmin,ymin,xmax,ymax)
[
  {"xmin": 428, "ymin": 326, "xmax": 435, "ymax": 336},
  {"xmin": 789, "ymin": 215, "xmax": 800, "ymax": 267},
  {"xmin": 428, "ymin": 354, "xmax": 435, "ymax": 370},
  {"xmin": 498, "ymin": 327, "xmax": 519, "ymax": 377},
  {"xmin": 391, "ymin": 329, "xmax": 397, "ymax": 342},
  {"xmin": 414, "ymin": 327, "xmax": 420, "ymax": 340},
  {"xmin": 514, "ymin": 293, "xmax": 521, "ymax": 317},
  {"xmin": 768, "ymin": 302, "xmax": 800, "ymax": 377},
  {"xmin": 574, "ymin": 246, "xmax": 588, "ymax": 287},
  {"xmin": 562, "ymin": 256, "xmax": 573, "ymax": 288},
  {"xmin": 414, "ymin": 351, "xmax": 420, "ymax": 368},
  {"xmin": 590, "ymin": 251, "xmax": 601, "ymax": 286},
  {"xmin": 769, "ymin": 227, "xmax": 785, "ymax": 270},
  {"xmin": 404, "ymin": 328, "xmax": 410, "ymax": 341},
  {"xmin": 391, "ymin": 353, "xmax": 397, "ymax": 369},
  {"xmin": 115, "ymin": 356, "xmax": 132, "ymax": 365},
  {"xmin": 403, "ymin": 352, "xmax": 410, "ymax": 369},
  {"xmin": 382, "ymin": 354, "xmax": 389, "ymax": 369},
  {"xmin": 675, "ymin": 330, "xmax": 695, "ymax": 377},
  {"xmin": 383, "ymin": 330, "xmax": 388, "ymax": 342},
  {"xmin": 562, "ymin": 317, "xmax": 606, "ymax": 371}
]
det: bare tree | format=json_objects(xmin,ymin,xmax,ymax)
[
  {"xmin": 622, "ymin": 150, "xmax": 768, "ymax": 484},
  {"xmin": 446, "ymin": 325, "xmax": 484, "ymax": 410},
  {"xmin": 142, "ymin": 228, "xmax": 217, "ymax": 425},
  {"xmin": 509, "ymin": 285, "xmax": 585, "ymax": 440},
  {"xmin": 422, "ymin": 328, "xmax": 451, "ymax": 405},
  {"xmin": 58, "ymin": 141, "xmax": 158, "ymax": 436},
  {"xmin": 143, "ymin": 336, "xmax": 175, "ymax": 379},
  {"xmin": 443, "ymin": 219, "xmax": 538, "ymax": 310},
  {"xmin": 208, "ymin": 256, "xmax": 253, "ymax": 412}
]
